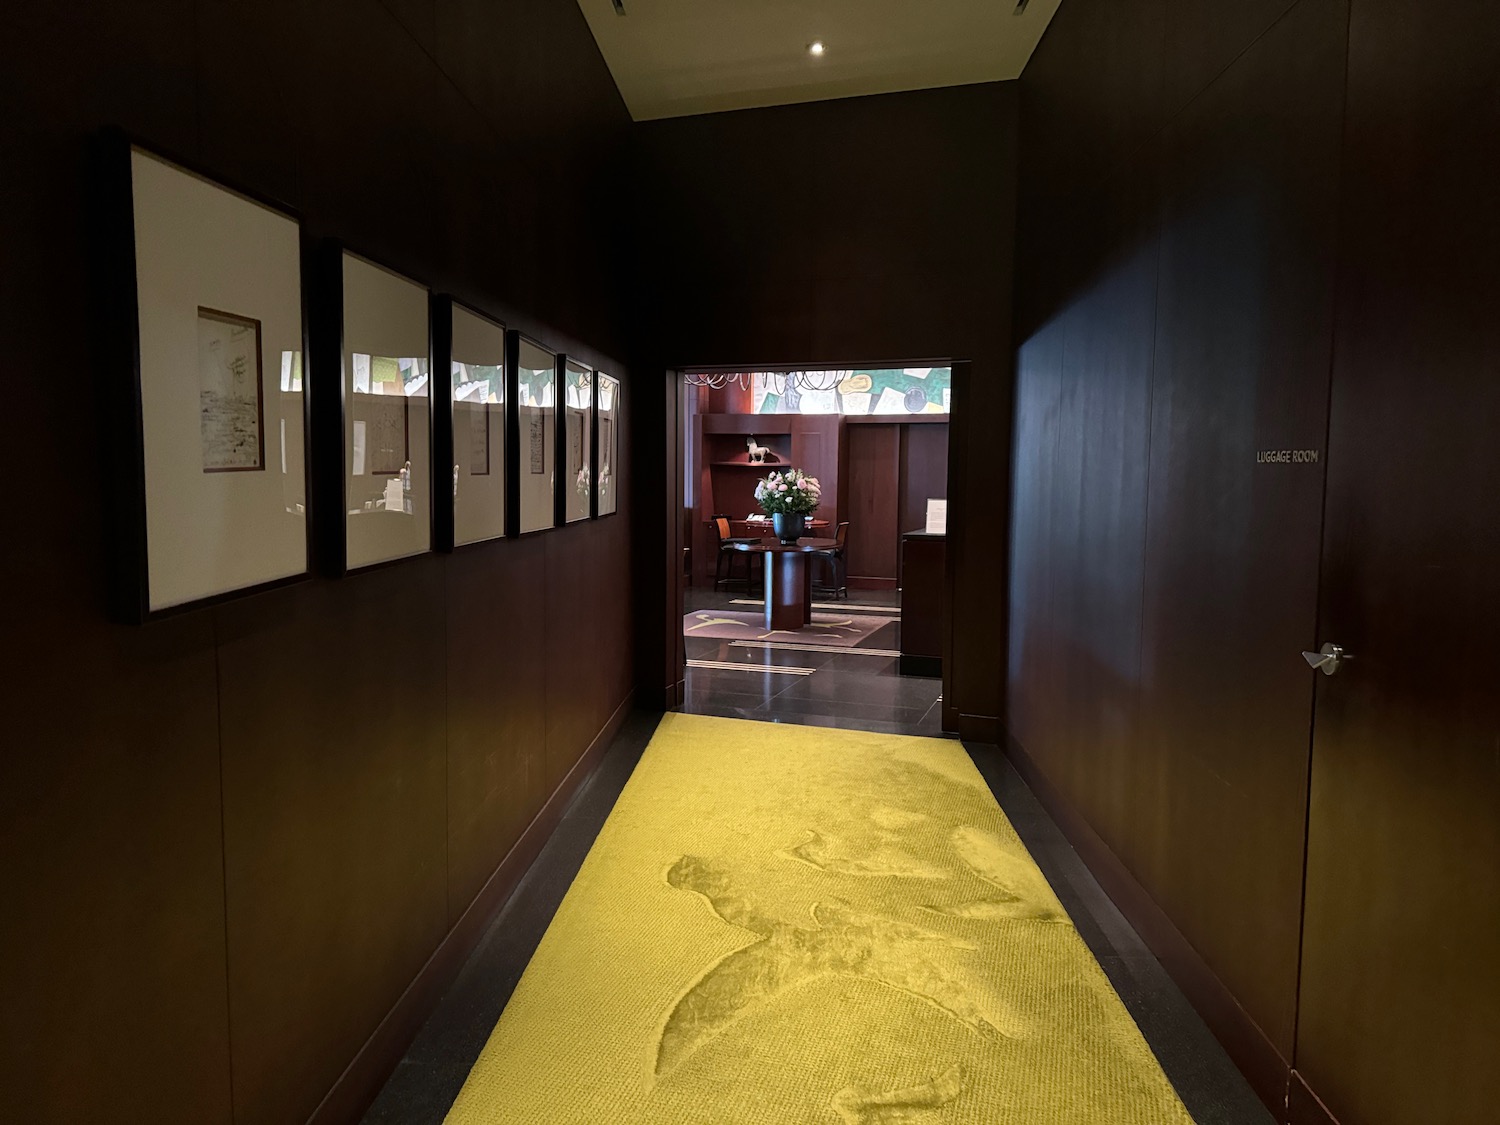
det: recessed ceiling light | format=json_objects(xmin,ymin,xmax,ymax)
[{"xmin": 808, "ymin": 41, "xmax": 825, "ymax": 57}]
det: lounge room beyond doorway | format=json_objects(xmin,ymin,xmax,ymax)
[{"xmin": 680, "ymin": 366, "xmax": 952, "ymax": 736}]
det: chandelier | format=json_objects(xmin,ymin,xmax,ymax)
[{"xmin": 682, "ymin": 369, "xmax": 849, "ymax": 392}]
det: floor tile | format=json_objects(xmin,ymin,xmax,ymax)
[{"xmin": 681, "ymin": 587, "xmax": 940, "ymax": 737}]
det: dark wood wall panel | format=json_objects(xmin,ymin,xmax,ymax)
[
  {"xmin": 1136, "ymin": 0, "xmax": 1347, "ymax": 1058},
  {"xmin": 838, "ymin": 422, "xmax": 951, "ymax": 586},
  {"xmin": 0, "ymin": 6, "xmax": 232, "ymax": 1124},
  {"xmin": 845, "ymin": 425, "xmax": 902, "ymax": 584},
  {"xmin": 897, "ymin": 423, "xmax": 948, "ymax": 542},
  {"xmin": 1159, "ymin": 0, "xmax": 1305, "ymax": 118},
  {"xmin": 215, "ymin": 571, "xmax": 450, "ymax": 1125},
  {"xmin": 1294, "ymin": 3, "xmax": 1500, "ymax": 1123},
  {"xmin": 544, "ymin": 523, "xmax": 614, "ymax": 792},
  {"xmin": 635, "ymin": 84, "xmax": 1017, "ymax": 728},
  {"xmin": 445, "ymin": 537, "xmax": 550, "ymax": 917},
  {"xmin": 1007, "ymin": 159, "xmax": 1158, "ymax": 858},
  {"xmin": 1010, "ymin": 0, "xmax": 1349, "ymax": 1107},
  {"xmin": 0, "ymin": 2, "xmax": 635, "ymax": 1123},
  {"xmin": 0, "ymin": 615, "xmax": 232, "ymax": 1125}
]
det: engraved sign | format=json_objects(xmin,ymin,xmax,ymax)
[{"xmin": 1256, "ymin": 449, "xmax": 1320, "ymax": 464}]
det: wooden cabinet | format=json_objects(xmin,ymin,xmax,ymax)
[{"xmin": 899, "ymin": 532, "xmax": 946, "ymax": 676}]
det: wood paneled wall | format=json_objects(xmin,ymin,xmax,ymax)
[
  {"xmin": 1011, "ymin": 0, "xmax": 1498, "ymax": 1118},
  {"xmin": 843, "ymin": 421, "xmax": 949, "ymax": 588},
  {"xmin": 1010, "ymin": 0, "xmax": 1349, "ymax": 1105},
  {"xmin": 845, "ymin": 424, "xmax": 903, "ymax": 586},
  {"xmin": 0, "ymin": 2, "xmax": 634, "ymax": 1123},
  {"xmin": 633, "ymin": 85, "xmax": 1017, "ymax": 737}
]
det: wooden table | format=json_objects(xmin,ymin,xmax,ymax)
[{"xmin": 728, "ymin": 538, "xmax": 838, "ymax": 630}]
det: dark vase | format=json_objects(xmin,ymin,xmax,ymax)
[{"xmin": 773, "ymin": 512, "xmax": 806, "ymax": 544}]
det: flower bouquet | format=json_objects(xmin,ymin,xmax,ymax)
[{"xmin": 754, "ymin": 467, "xmax": 822, "ymax": 543}]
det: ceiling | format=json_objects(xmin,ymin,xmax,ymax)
[{"xmin": 575, "ymin": 0, "xmax": 1064, "ymax": 121}]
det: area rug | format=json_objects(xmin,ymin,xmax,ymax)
[
  {"xmin": 444, "ymin": 714, "xmax": 1192, "ymax": 1125},
  {"xmin": 684, "ymin": 609, "xmax": 897, "ymax": 648}
]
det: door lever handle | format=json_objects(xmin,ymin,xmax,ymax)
[{"xmin": 1302, "ymin": 643, "xmax": 1346, "ymax": 676}]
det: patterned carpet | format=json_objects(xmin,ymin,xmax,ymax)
[
  {"xmin": 444, "ymin": 714, "xmax": 1192, "ymax": 1125},
  {"xmin": 683, "ymin": 609, "xmax": 897, "ymax": 648}
]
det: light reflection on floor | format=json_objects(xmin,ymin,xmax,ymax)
[{"xmin": 681, "ymin": 586, "xmax": 948, "ymax": 737}]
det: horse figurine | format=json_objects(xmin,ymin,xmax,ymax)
[{"xmin": 747, "ymin": 437, "xmax": 770, "ymax": 464}]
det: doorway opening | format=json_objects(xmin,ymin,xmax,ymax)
[{"xmin": 676, "ymin": 364, "xmax": 954, "ymax": 736}]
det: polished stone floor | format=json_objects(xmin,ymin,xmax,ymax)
[
  {"xmin": 363, "ymin": 711, "xmax": 1273, "ymax": 1125},
  {"xmin": 683, "ymin": 583, "xmax": 946, "ymax": 736}
]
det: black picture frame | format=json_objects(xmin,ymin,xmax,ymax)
[
  {"xmin": 554, "ymin": 352, "xmax": 569, "ymax": 530},
  {"xmin": 594, "ymin": 371, "xmax": 621, "ymax": 519},
  {"xmin": 508, "ymin": 331, "xmax": 557, "ymax": 536},
  {"xmin": 431, "ymin": 295, "xmax": 455, "ymax": 553},
  {"xmin": 93, "ymin": 128, "xmax": 314, "ymax": 623},
  {"xmin": 440, "ymin": 298, "xmax": 511, "ymax": 551},
  {"xmin": 557, "ymin": 356, "xmax": 594, "ymax": 527},
  {"xmin": 309, "ymin": 240, "xmax": 435, "ymax": 578}
]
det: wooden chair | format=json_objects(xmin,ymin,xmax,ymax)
[
  {"xmin": 814, "ymin": 522, "xmax": 850, "ymax": 598},
  {"xmin": 712, "ymin": 516, "xmax": 761, "ymax": 592}
]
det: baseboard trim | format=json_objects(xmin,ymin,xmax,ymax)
[
  {"xmin": 1288, "ymin": 1070, "xmax": 1340, "ymax": 1125},
  {"xmin": 958, "ymin": 712, "xmax": 1001, "ymax": 744},
  {"xmin": 1004, "ymin": 734, "xmax": 1291, "ymax": 1118},
  {"xmin": 638, "ymin": 680, "xmax": 683, "ymax": 710},
  {"xmin": 898, "ymin": 654, "xmax": 942, "ymax": 678},
  {"xmin": 847, "ymin": 576, "xmax": 899, "ymax": 590},
  {"xmin": 305, "ymin": 691, "xmax": 636, "ymax": 1125}
]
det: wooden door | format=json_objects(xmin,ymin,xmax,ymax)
[
  {"xmin": 845, "ymin": 424, "xmax": 901, "ymax": 587},
  {"xmin": 1292, "ymin": 4, "xmax": 1500, "ymax": 1121}
]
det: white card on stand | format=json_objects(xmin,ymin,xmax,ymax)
[{"xmin": 925, "ymin": 499, "xmax": 948, "ymax": 535}]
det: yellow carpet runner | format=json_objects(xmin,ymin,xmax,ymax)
[{"xmin": 446, "ymin": 714, "xmax": 1193, "ymax": 1124}]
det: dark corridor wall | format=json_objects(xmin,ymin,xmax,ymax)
[
  {"xmin": 633, "ymin": 84, "xmax": 1018, "ymax": 735},
  {"xmin": 1010, "ymin": 0, "xmax": 1500, "ymax": 1120},
  {"xmin": 1011, "ymin": 0, "xmax": 1345, "ymax": 1100},
  {"xmin": 0, "ymin": 2, "xmax": 633, "ymax": 1123}
]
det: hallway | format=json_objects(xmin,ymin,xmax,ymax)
[
  {"xmin": 6, "ymin": 0, "xmax": 1498, "ymax": 1121},
  {"xmin": 365, "ymin": 713, "xmax": 1270, "ymax": 1124}
]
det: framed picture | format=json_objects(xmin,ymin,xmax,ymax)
[
  {"xmin": 596, "ymin": 372, "xmax": 620, "ymax": 517},
  {"xmin": 445, "ymin": 302, "xmax": 507, "ymax": 548},
  {"xmin": 529, "ymin": 415, "xmax": 547, "ymax": 473},
  {"xmin": 364, "ymin": 396, "xmax": 409, "ymax": 475},
  {"xmin": 467, "ymin": 405, "xmax": 490, "ymax": 475},
  {"xmin": 197, "ymin": 308, "xmax": 266, "ymax": 472},
  {"xmin": 334, "ymin": 250, "xmax": 432, "ymax": 571},
  {"xmin": 513, "ymin": 335, "xmax": 556, "ymax": 534},
  {"xmin": 102, "ymin": 136, "xmax": 310, "ymax": 620},
  {"xmin": 562, "ymin": 359, "xmax": 593, "ymax": 524}
]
